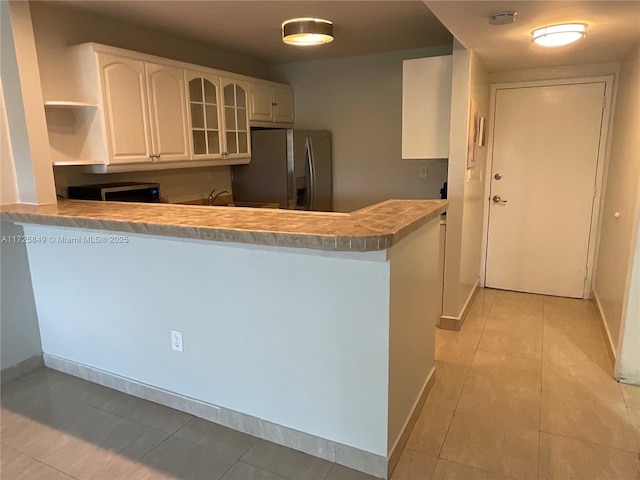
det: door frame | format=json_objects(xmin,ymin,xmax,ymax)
[{"xmin": 479, "ymin": 76, "xmax": 615, "ymax": 298}]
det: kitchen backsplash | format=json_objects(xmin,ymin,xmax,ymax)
[{"xmin": 53, "ymin": 165, "xmax": 232, "ymax": 204}]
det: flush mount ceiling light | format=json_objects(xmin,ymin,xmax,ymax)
[
  {"xmin": 532, "ymin": 23, "xmax": 587, "ymax": 47},
  {"xmin": 489, "ymin": 11, "xmax": 517, "ymax": 25},
  {"xmin": 282, "ymin": 17, "xmax": 333, "ymax": 46}
]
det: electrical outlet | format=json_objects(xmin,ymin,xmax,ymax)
[
  {"xmin": 171, "ymin": 330, "xmax": 183, "ymax": 352},
  {"xmin": 419, "ymin": 166, "xmax": 429, "ymax": 178}
]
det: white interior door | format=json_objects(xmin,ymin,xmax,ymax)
[{"xmin": 485, "ymin": 82, "xmax": 606, "ymax": 298}]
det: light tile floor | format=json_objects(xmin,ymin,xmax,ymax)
[
  {"xmin": 393, "ymin": 288, "xmax": 640, "ymax": 480},
  {"xmin": 1, "ymin": 288, "xmax": 639, "ymax": 479}
]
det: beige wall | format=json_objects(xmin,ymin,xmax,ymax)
[
  {"xmin": 442, "ymin": 46, "xmax": 489, "ymax": 320},
  {"xmin": 1, "ymin": 1, "xmax": 56, "ymax": 205},
  {"xmin": 593, "ymin": 44, "xmax": 640, "ymax": 378},
  {"xmin": 489, "ymin": 62, "xmax": 620, "ymax": 85},
  {"xmin": 28, "ymin": 1, "xmax": 272, "ymax": 198},
  {"xmin": 54, "ymin": 165, "xmax": 232, "ymax": 204},
  {"xmin": 619, "ymin": 207, "xmax": 640, "ymax": 384},
  {"xmin": 270, "ymin": 47, "xmax": 452, "ymax": 213},
  {"xmin": 29, "ymin": 1, "xmax": 270, "ymax": 103},
  {"xmin": 0, "ymin": 79, "xmax": 18, "ymax": 205}
]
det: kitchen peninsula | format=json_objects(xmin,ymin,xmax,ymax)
[{"xmin": 1, "ymin": 199, "xmax": 447, "ymax": 479}]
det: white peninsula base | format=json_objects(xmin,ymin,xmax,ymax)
[{"xmin": 17, "ymin": 212, "xmax": 441, "ymax": 479}]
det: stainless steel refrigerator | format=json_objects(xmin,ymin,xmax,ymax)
[{"xmin": 231, "ymin": 129, "xmax": 332, "ymax": 211}]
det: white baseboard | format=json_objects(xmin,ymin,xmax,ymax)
[
  {"xmin": 1, "ymin": 354, "xmax": 44, "ymax": 384},
  {"xmin": 592, "ymin": 290, "xmax": 617, "ymax": 369},
  {"xmin": 43, "ymin": 354, "xmax": 387, "ymax": 479},
  {"xmin": 387, "ymin": 367, "xmax": 435, "ymax": 478},
  {"xmin": 439, "ymin": 279, "xmax": 480, "ymax": 331}
]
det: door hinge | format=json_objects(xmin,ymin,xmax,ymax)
[
  {"xmin": 593, "ymin": 183, "xmax": 597, "ymax": 198},
  {"xmin": 602, "ymin": 96, "xmax": 606, "ymax": 111},
  {"xmin": 584, "ymin": 265, "xmax": 589, "ymax": 281}
]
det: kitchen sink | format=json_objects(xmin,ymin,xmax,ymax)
[
  {"xmin": 178, "ymin": 199, "xmax": 279, "ymax": 208},
  {"xmin": 219, "ymin": 202, "xmax": 280, "ymax": 208}
]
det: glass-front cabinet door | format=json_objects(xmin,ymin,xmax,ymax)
[
  {"xmin": 220, "ymin": 77, "xmax": 250, "ymax": 159},
  {"xmin": 185, "ymin": 71, "xmax": 222, "ymax": 159}
]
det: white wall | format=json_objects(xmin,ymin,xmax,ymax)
[
  {"xmin": 442, "ymin": 46, "xmax": 489, "ymax": 320},
  {"xmin": 0, "ymin": 222, "xmax": 43, "ymax": 373},
  {"xmin": 270, "ymin": 47, "xmax": 452, "ymax": 213},
  {"xmin": 388, "ymin": 219, "xmax": 439, "ymax": 454},
  {"xmin": 592, "ymin": 44, "xmax": 640, "ymax": 382},
  {"xmin": 22, "ymin": 225, "xmax": 391, "ymax": 455}
]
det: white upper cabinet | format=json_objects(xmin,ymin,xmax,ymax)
[
  {"xmin": 249, "ymin": 82, "xmax": 294, "ymax": 125},
  {"xmin": 249, "ymin": 84, "xmax": 274, "ymax": 122},
  {"xmin": 146, "ymin": 62, "xmax": 190, "ymax": 162},
  {"xmin": 98, "ymin": 53, "xmax": 152, "ymax": 164},
  {"xmin": 98, "ymin": 53, "xmax": 191, "ymax": 165},
  {"xmin": 221, "ymin": 78, "xmax": 250, "ymax": 160},
  {"xmin": 273, "ymin": 86, "xmax": 295, "ymax": 123},
  {"xmin": 46, "ymin": 43, "xmax": 292, "ymax": 171},
  {"xmin": 402, "ymin": 55, "xmax": 452, "ymax": 159},
  {"xmin": 185, "ymin": 71, "xmax": 223, "ymax": 159}
]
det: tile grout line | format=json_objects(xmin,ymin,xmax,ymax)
[
  {"xmin": 31, "ymin": 368, "xmax": 193, "ymax": 437},
  {"xmin": 433, "ymin": 291, "xmax": 497, "ymax": 479},
  {"xmin": 540, "ymin": 295, "xmax": 639, "ymax": 457},
  {"xmin": 617, "ymin": 385, "xmax": 640, "ymax": 452},
  {"xmin": 11, "ymin": 370, "xmax": 355, "ymax": 480},
  {"xmin": 538, "ymin": 294, "xmax": 551, "ymax": 480},
  {"xmin": 432, "ymin": 458, "xmax": 520, "ymax": 480},
  {"xmin": 0, "ymin": 441, "xmax": 83, "ymax": 480},
  {"xmin": 4, "ymin": 370, "xmax": 251, "ymax": 480},
  {"xmin": 537, "ymin": 428, "xmax": 640, "ymax": 456}
]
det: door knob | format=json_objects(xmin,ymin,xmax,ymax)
[{"xmin": 492, "ymin": 195, "xmax": 508, "ymax": 204}]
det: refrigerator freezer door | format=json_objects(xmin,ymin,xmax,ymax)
[
  {"xmin": 232, "ymin": 129, "xmax": 290, "ymax": 208},
  {"xmin": 290, "ymin": 130, "xmax": 332, "ymax": 211},
  {"xmin": 307, "ymin": 131, "xmax": 332, "ymax": 212}
]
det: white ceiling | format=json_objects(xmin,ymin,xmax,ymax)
[
  {"xmin": 425, "ymin": 1, "xmax": 640, "ymax": 72},
  {"xmin": 52, "ymin": 1, "xmax": 453, "ymax": 65}
]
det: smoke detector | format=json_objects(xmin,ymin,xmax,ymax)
[{"xmin": 489, "ymin": 11, "xmax": 517, "ymax": 25}]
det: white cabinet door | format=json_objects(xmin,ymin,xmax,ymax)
[
  {"xmin": 98, "ymin": 53, "xmax": 152, "ymax": 164},
  {"xmin": 273, "ymin": 86, "xmax": 294, "ymax": 123},
  {"xmin": 249, "ymin": 84, "xmax": 274, "ymax": 122},
  {"xmin": 185, "ymin": 71, "xmax": 223, "ymax": 159},
  {"xmin": 146, "ymin": 63, "xmax": 190, "ymax": 162},
  {"xmin": 249, "ymin": 83, "xmax": 294, "ymax": 124},
  {"xmin": 402, "ymin": 55, "xmax": 452, "ymax": 159},
  {"xmin": 221, "ymin": 78, "xmax": 250, "ymax": 159}
]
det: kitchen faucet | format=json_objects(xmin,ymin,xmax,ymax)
[{"xmin": 207, "ymin": 189, "xmax": 230, "ymax": 206}]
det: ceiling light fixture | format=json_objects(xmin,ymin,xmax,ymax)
[
  {"xmin": 282, "ymin": 17, "xmax": 333, "ymax": 46},
  {"xmin": 531, "ymin": 23, "xmax": 587, "ymax": 47},
  {"xmin": 489, "ymin": 11, "xmax": 517, "ymax": 26}
]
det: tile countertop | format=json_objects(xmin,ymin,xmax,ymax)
[{"xmin": 0, "ymin": 199, "xmax": 448, "ymax": 252}]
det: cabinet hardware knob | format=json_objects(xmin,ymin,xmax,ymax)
[{"xmin": 271, "ymin": 103, "xmax": 278, "ymax": 106}]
